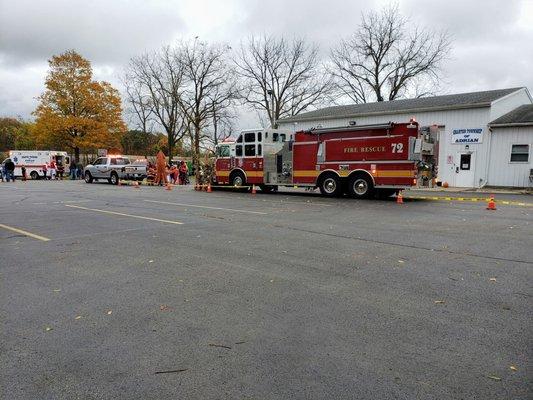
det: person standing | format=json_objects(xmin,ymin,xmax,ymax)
[
  {"xmin": 179, "ymin": 161, "xmax": 188, "ymax": 185},
  {"xmin": 69, "ymin": 159, "xmax": 77, "ymax": 180},
  {"xmin": 42, "ymin": 163, "xmax": 48, "ymax": 180},
  {"xmin": 5, "ymin": 158, "xmax": 15, "ymax": 182},
  {"xmin": 57, "ymin": 162, "xmax": 64, "ymax": 179},
  {"xmin": 21, "ymin": 166, "xmax": 27, "ymax": 181},
  {"xmin": 49, "ymin": 159, "xmax": 57, "ymax": 180},
  {"xmin": 1, "ymin": 161, "xmax": 5, "ymax": 182}
]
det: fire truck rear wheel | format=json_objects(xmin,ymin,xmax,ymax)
[
  {"xmin": 348, "ymin": 174, "xmax": 373, "ymax": 199},
  {"xmin": 318, "ymin": 174, "xmax": 342, "ymax": 197},
  {"xmin": 30, "ymin": 171, "xmax": 39, "ymax": 180},
  {"xmin": 230, "ymin": 171, "xmax": 246, "ymax": 187}
]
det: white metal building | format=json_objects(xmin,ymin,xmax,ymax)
[
  {"xmin": 277, "ymin": 88, "xmax": 532, "ymax": 188},
  {"xmin": 487, "ymin": 104, "xmax": 533, "ymax": 187}
]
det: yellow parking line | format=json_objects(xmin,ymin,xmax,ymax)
[
  {"xmin": 144, "ymin": 199, "xmax": 268, "ymax": 215},
  {"xmin": 0, "ymin": 223, "xmax": 51, "ymax": 241},
  {"xmin": 65, "ymin": 205, "xmax": 184, "ymax": 225}
]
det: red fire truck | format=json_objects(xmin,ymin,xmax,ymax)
[{"xmin": 213, "ymin": 120, "xmax": 435, "ymax": 198}]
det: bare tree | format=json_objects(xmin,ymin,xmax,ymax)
[
  {"xmin": 125, "ymin": 47, "xmax": 188, "ymax": 159},
  {"xmin": 177, "ymin": 40, "xmax": 239, "ymax": 180},
  {"xmin": 122, "ymin": 76, "xmax": 154, "ymax": 134},
  {"xmin": 235, "ymin": 35, "xmax": 333, "ymax": 128},
  {"xmin": 330, "ymin": 4, "xmax": 451, "ymax": 103}
]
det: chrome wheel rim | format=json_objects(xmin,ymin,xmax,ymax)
[
  {"xmin": 233, "ymin": 176, "xmax": 243, "ymax": 186},
  {"xmin": 323, "ymin": 178, "xmax": 337, "ymax": 194},
  {"xmin": 353, "ymin": 179, "xmax": 368, "ymax": 195}
]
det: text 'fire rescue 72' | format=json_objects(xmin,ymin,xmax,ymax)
[{"xmin": 214, "ymin": 120, "xmax": 435, "ymax": 198}]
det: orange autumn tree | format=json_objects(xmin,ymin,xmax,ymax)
[{"xmin": 34, "ymin": 50, "xmax": 126, "ymax": 161}]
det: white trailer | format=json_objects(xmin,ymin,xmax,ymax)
[{"xmin": 8, "ymin": 150, "xmax": 70, "ymax": 179}]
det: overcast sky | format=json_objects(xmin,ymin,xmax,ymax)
[{"xmin": 0, "ymin": 0, "xmax": 532, "ymax": 130}]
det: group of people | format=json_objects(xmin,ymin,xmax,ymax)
[
  {"xmin": 146, "ymin": 159, "xmax": 189, "ymax": 185},
  {"xmin": 1, "ymin": 158, "xmax": 85, "ymax": 182}
]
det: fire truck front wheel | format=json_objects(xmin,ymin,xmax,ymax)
[
  {"xmin": 348, "ymin": 174, "xmax": 374, "ymax": 199},
  {"xmin": 318, "ymin": 173, "xmax": 342, "ymax": 197},
  {"xmin": 230, "ymin": 171, "xmax": 246, "ymax": 187}
]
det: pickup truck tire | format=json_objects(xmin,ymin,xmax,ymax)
[
  {"xmin": 109, "ymin": 172, "xmax": 119, "ymax": 185},
  {"xmin": 30, "ymin": 171, "xmax": 39, "ymax": 180},
  {"xmin": 318, "ymin": 173, "xmax": 342, "ymax": 197},
  {"xmin": 347, "ymin": 174, "xmax": 373, "ymax": 199},
  {"xmin": 84, "ymin": 171, "xmax": 93, "ymax": 183}
]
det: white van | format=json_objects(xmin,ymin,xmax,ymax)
[{"xmin": 7, "ymin": 150, "xmax": 70, "ymax": 179}]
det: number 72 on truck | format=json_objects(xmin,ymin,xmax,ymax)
[{"xmin": 213, "ymin": 120, "xmax": 436, "ymax": 198}]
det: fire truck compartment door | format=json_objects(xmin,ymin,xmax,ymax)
[{"xmin": 409, "ymin": 137, "xmax": 422, "ymax": 161}]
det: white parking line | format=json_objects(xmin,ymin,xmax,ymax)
[
  {"xmin": 0, "ymin": 223, "xmax": 51, "ymax": 241},
  {"xmin": 144, "ymin": 199, "xmax": 268, "ymax": 215},
  {"xmin": 65, "ymin": 204, "xmax": 184, "ymax": 225}
]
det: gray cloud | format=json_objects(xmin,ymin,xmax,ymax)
[{"xmin": 0, "ymin": 0, "xmax": 531, "ymax": 128}]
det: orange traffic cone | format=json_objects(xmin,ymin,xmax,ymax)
[
  {"xmin": 396, "ymin": 191, "xmax": 404, "ymax": 204},
  {"xmin": 486, "ymin": 194, "xmax": 496, "ymax": 211},
  {"xmin": 251, "ymin": 185, "xmax": 257, "ymax": 195},
  {"xmin": 207, "ymin": 184, "xmax": 212, "ymax": 193},
  {"xmin": 165, "ymin": 182, "xmax": 172, "ymax": 191}
]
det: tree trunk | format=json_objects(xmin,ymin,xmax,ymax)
[
  {"xmin": 75, "ymin": 147, "xmax": 80, "ymax": 163},
  {"xmin": 194, "ymin": 124, "xmax": 201, "ymax": 183},
  {"xmin": 168, "ymin": 138, "xmax": 173, "ymax": 163}
]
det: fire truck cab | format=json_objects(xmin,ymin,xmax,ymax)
[{"xmin": 214, "ymin": 121, "xmax": 435, "ymax": 198}]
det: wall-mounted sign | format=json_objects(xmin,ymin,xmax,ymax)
[{"xmin": 451, "ymin": 128, "xmax": 483, "ymax": 144}]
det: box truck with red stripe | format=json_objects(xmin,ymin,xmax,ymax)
[{"xmin": 213, "ymin": 120, "xmax": 435, "ymax": 198}]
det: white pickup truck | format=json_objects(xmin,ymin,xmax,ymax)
[{"xmin": 84, "ymin": 156, "xmax": 147, "ymax": 185}]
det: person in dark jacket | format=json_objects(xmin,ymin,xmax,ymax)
[
  {"xmin": 69, "ymin": 159, "xmax": 77, "ymax": 180},
  {"xmin": 4, "ymin": 159, "xmax": 15, "ymax": 182}
]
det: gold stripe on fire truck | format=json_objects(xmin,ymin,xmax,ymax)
[{"xmin": 217, "ymin": 170, "xmax": 264, "ymax": 178}]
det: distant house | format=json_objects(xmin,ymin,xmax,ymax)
[{"xmin": 277, "ymin": 88, "xmax": 532, "ymax": 188}]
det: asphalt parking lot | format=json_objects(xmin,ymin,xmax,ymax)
[{"xmin": 1, "ymin": 180, "xmax": 532, "ymax": 399}]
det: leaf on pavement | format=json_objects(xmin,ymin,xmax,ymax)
[
  {"xmin": 107, "ymin": 310, "xmax": 112, "ymax": 315},
  {"xmin": 75, "ymin": 315, "xmax": 82, "ymax": 320},
  {"xmin": 487, "ymin": 375, "xmax": 501, "ymax": 381},
  {"xmin": 45, "ymin": 326, "xmax": 53, "ymax": 331},
  {"xmin": 510, "ymin": 366, "xmax": 517, "ymax": 371},
  {"xmin": 434, "ymin": 300, "xmax": 445, "ymax": 304},
  {"xmin": 398, "ymin": 260, "xmax": 405, "ymax": 264},
  {"xmin": 489, "ymin": 277, "xmax": 497, "ymax": 282},
  {"xmin": 52, "ymin": 289, "xmax": 61, "ymax": 292}
]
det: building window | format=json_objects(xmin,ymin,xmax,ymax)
[
  {"xmin": 236, "ymin": 145, "xmax": 242, "ymax": 157},
  {"xmin": 510, "ymin": 144, "xmax": 529, "ymax": 162}
]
